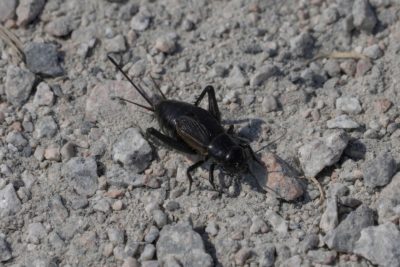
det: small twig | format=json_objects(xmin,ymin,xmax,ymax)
[
  {"xmin": 308, "ymin": 51, "xmax": 367, "ymax": 65},
  {"xmin": 0, "ymin": 25, "xmax": 25, "ymax": 63},
  {"xmin": 300, "ymin": 175, "xmax": 325, "ymax": 205}
]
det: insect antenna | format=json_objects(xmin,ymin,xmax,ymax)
[
  {"xmin": 255, "ymin": 128, "xmax": 287, "ymax": 153},
  {"xmin": 108, "ymin": 55, "xmax": 154, "ymax": 110},
  {"xmin": 150, "ymin": 75, "xmax": 167, "ymax": 100},
  {"xmin": 110, "ymin": 96, "xmax": 154, "ymax": 112}
]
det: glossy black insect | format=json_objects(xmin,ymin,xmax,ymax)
[{"xmin": 108, "ymin": 55, "xmax": 262, "ymax": 194}]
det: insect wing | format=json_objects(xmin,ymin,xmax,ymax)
[{"xmin": 175, "ymin": 116, "xmax": 211, "ymax": 154}]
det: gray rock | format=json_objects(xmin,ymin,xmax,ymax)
[
  {"xmin": 262, "ymin": 96, "xmax": 278, "ymax": 113},
  {"xmin": 322, "ymin": 7, "xmax": 339, "ymax": 25},
  {"xmin": 281, "ymin": 255, "xmax": 302, "ymax": 267},
  {"xmin": 45, "ymin": 16, "xmax": 73, "ymax": 37},
  {"xmin": 157, "ymin": 222, "xmax": 213, "ymax": 267},
  {"xmin": 362, "ymin": 152, "xmax": 396, "ymax": 188},
  {"xmin": 265, "ymin": 210, "xmax": 288, "ymax": 234},
  {"xmin": 165, "ymin": 200, "xmax": 180, "ymax": 211},
  {"xmin": 363, "ymin": 44, "xmax": 383, "ymax": 59},
  {"xmin": 298, "ymin": 234, "xmax": 319, "ymax": 253},
  {"xmin": 226, "ymin": 66, "xmax": 248, "ymax": 89},
  {"xmin": 24, "ymin": 42, "xmax": 64, "ymax": 77},
  {"xmin": 93, "ymin": 198, "xmax": 111, "ymax": 213},
  {"xmin": 0, "ymin": 184, "xmax": 21, "ymax": 217},
  {"xmin": 258, "ymin": 245, "xmax": 275, "ymax": 267},
  {"xmin": 324, "ymin": 205, "xmax": 375, "ymax": 253},
  {"xmin": 141, "ymin": 260, "xmax": 159, "ymax": 267},
  {"xmin": 298, "ymin": 130, "xmax": 349, "ymax": 177},
  {"xmin": 33, "ymin": 82, "xmax": 54, "ymax": 106},
  {"xmin": 112, "ymin": 128, "xmax": 152, "ymax": 173},
  {"xmin": 327, "ymin": 115, "xmax": 360, "ymax": 129},
  {"xmin": 60, "ymin": 142, "xmax": 76, "ymax": 161},
  {"xmin": 34, "ymin": 115, "xmax": 58, "ymax": 138},
  {"xmin": 290, "ymin": 32, "xmax": 314, "ymax": 58},
  {"xmin": 324, "ymin": 60, "xmax": 341, "ymax": 77},
  {"xmin": 375, "ymin": 172, "xmax": 400, "ymax": 223},
  {"xmin": 152, "ymin": 209, "xmax": 168, "ymax": 228},
  {"xmin": 130, "ymin": 13, "xmax": 151, "ymax": 31},
  {"xmin": 205, "ymin": 221, "xmax": 219, "ymax": 236},
  {"xmin": 62, "ymin": 157, "xmax": 98, "ymax": 196},
  {"xmin": 49, "ymin": 195, "xmax": 69, "ymax": 226},
  {"xmin": 140, "ymin": 244, "xmax": 156, "ymax": 260},
  {"xmin": 107, "ymin": 228, "xmax": 125, "ymax": 245},
  {"xmin": 104, "ymin": 34, "xmax": 127, "ymax": 53},
  {"xmin": 6, "ymin": 131, "xmax": 28, "ymax": 150},
  {"xmin": 336, "ymin": 96, "xmax": 362, "ymax": 114},
  {"xmin": 0, "ymin": 235, "xmax": 12, "ymax": 262},
  {"xmin": 352, "ymin": 0, "xmax": 377, "ymax": 33},
  {"xmin": 0, "ymin": 0, "xmax": 17, "ymax": 22},
  {"xmin": 319, "ymin": 197, "xmax": 338, "ymax": 233},
  {"xmin": 26, "ymin": 222, "xmax": 47, "ymax": 244},
  {"xmin": 307, "ymin": 250, "xmax": 337, "ymax": 265},
  {"xmin": 106, "ymin": 164, "xmax": 144, "ymax": 188},
  {"xmin": 250, "ymin": 216, "xmax": 269, "ymax": 234},
  {"xmin": 250, "ymin": 64, "xmax": 278, "ymax": 86},
  {"xmin": 5, "ymin": 65, "xmax": 36, "ymax": 107},
  {"xmin": 144, "ymin": 226, "xmax": 159, "ymax": 243},
  {"xmin": 16, "ymin": 0, "xmax": 45, "ymax": 26},
  {"xmin": 210, "ymin": 64, "xmax": 228, "ymax": 78},
  {"xmin": 354, "ymin": 222, "xmax": 400, "ymax": 267}
]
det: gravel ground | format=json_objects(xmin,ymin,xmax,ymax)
[{"xmin": 1, "ymin": 0, "xmax": 400, "ymax": 266}]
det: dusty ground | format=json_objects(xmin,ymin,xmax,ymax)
[{"xmin": 1, "ymin": 0, "xmax": 400, "ymax": 266}]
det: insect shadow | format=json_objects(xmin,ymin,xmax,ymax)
[{"xmin": 108, "ymin": 55, "xmax": 266, "ymax": 195}]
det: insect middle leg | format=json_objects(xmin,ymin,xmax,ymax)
[
  {"xmin": 194, "ymin": 85, "xmax": 221, "ymax": 122},
  {"xmin": 186, "ymin": 158, "xmax": 207, "ymax": 195}
]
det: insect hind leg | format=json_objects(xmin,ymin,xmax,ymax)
[
  {"xmin": 194, "ymin": 85, "xmax": 221, "ymax": 122},
  {"xmin": 146, "ymin": 128, "xmax": 196, "ymax": 155}
]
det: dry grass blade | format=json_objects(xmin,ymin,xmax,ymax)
[{"xmin": 0, "ymin": 25, "xmax": 25, "ymax": 63}]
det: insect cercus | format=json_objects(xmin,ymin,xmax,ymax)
[{"xmin": 108, "ymin": 55, "xmax": 263, "ymax": 195}]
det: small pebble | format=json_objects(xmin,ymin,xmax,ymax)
[
  {"xmin": 16, "ymin": 0, "xmax": 45, "ymax": 26},
  {"xmin": 363, "ymin": 44, "xmax": 383, "ymax": 59},
  {"xmin": 234, "ymin": 248, "xmax": 252, "ymax": 266},
  {"xmin": 205, "ymin": 221, "xmax": 219, "ymax": 237},
  {"xmin": 336, "ymin": 96, "xmax": 362, "ymax": 114},
  {"xmin": 327, "ymin": 115, "xmax": 360, "ymax": 129},
  {"xmin": 122, "ymin": 257, "xmax": 140, "ymax": 267},
  {"xmin": 44, "ymin": 144, "xmax": 61, "ymax": 161},
  {"xmin": 352, "ymin": 0, "xmax": 377, "ymax": 33},
  {"xmin": 33, "ymin": 82, "xmax": 54, "ymax": 106},
  {"xmin": 107, "ymin": 228, "xmax": 125, "ymax": 245},
  {"xmin": 45, "ymin": 16, "xmax": 73, "ymax": 37},
  {"xmin": 154, "ymin": 36, "xmax": 177, "ymax": 54},
  {"xmin": 152, "ymin": 209, "xmax": 167, "ymax": 228},
  {"xmin": 104, "ymin": 34, "xmax": 127, "ymax": 53},
  {"xmin": 60, "ymin": 142, "xmax": 76, "ymax": 161},
  {"xmin": 145, "ymin": 226, "xmax": 159, "ymax": 243},
  {"xmin": 262, "ymin": 96, "xmax": 278, "ymax": 113},
  {"xmin": 5, "ymin": 65, "xmax": 36, "ymax": 107},
  {"xmin": 0, "ymin": 0, "xmax": 17, "ymax": 22},
  {"xmin": 140, "ymin": 244, "xmax": 156, "ymax": 261},
  {"xmin": 112, "ymin": 200, "xmax": 124, "ymax": 211}
]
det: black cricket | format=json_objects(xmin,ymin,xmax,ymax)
[{"xmin": 108, "ymin": 56, "xmax": 262, "ymax": 194}]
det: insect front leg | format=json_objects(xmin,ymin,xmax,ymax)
[
  {"xmin": 146, "ymin": 128, "xmax": 196, "ymax": 154},
  {"xmin": 209, "ymin": 163, "xmax": 216, "ymax": 191},
  {"xmin": 194, "ymin": 85, "xmax": 221, "ymax": 122}
]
